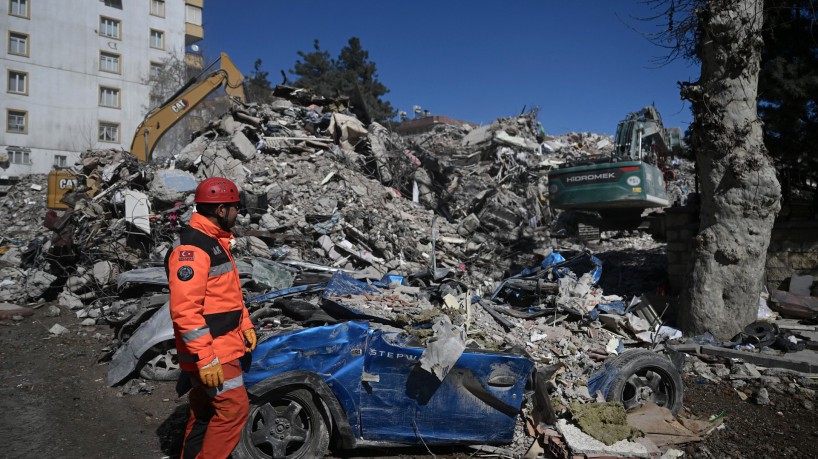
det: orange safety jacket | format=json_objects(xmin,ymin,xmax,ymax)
[{"xmin": 164, "ymin": 212, "xmax": 253, "ymax": 372}]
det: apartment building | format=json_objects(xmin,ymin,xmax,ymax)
[{"xmin": 1, "ymin": 0, "xmax": 204, "ymax": 175}]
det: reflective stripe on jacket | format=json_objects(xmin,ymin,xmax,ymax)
[{"xmin": 164, "ymin": 212, "xmax": 253, "ymax": 371}]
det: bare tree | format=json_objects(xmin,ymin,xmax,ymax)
[
  {"xmin": 650, "ymin": 0, "xmax": 782, "ymax": 339},
  {"xmin": 69, "ymin": 120, "xmax": 100, "ymax": 153}
]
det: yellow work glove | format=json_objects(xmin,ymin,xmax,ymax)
[
  {"xmin": 243, "ymin": 328, "xmax": 257, "ymax": 352},
  {"xmin": 199, "ymin": 357, "xmax": 224, "ymax": 388}
]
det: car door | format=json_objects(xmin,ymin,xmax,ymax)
[{"xmin": 358, "ymin": 329, "xmax": 534, "ymax": 444}]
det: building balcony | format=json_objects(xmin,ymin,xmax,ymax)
[{"xmin": 185, "ymin": 23, "xmax": 204, "ymax": 45}]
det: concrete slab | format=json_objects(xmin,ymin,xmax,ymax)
[{"xmin": 556, "ymin": 419, "xmax": 649, "ymax": 457}]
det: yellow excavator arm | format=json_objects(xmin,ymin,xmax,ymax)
[{"xmin": 130, "ymin": 52, "xmax": 246, "ymax": 161}]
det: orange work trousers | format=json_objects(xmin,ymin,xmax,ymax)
[{"xmin": 182, "ymin": 359, "xmax": 249, "ymax": 459}]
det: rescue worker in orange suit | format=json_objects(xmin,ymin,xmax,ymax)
[{"xmin": 164, "ymin": 177, "xmax": 257, "ymax": 459}]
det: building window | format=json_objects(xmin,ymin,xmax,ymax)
[
  {"xmin": 99, "ymin": 17, "xmax": 121, "ymax": 39},
  {"xmin": 9, "ymin": 0, "xmax": 29, "ymax": 18},
  {"xmin": 101, "ymin": 0, "xmax": 122, "ymax": 9},
  {"xmin": 149, "ymin": 62, "xmax": 163, "ymax": 80},
  {"xmin": 150, "ymin": 29, "xmax": 164, "ymax": 49},
  {"xmin": 99, "ymin": 122, "xmax": 119, "ymax": 142},
  {"xmin": 8, "ymin": 149, "xmax": 30, "ymax": 164},
  {"xmin": 99, "ymin": 86, "xmax": 120, "ymax": 108},
  {"xmin": 8, "ymin": 32, "xmax": 29, "ymax": 56},
  {"xmin": 185, "ymin": 5, "xmax": 202, "ymax": 26},
  {"xmin": 7, "ymin": 70, "xmax": 27, "ymax": 94},
  {"xmin": 150, "ymin": 0, "xmax": 165, "ymax": 17},
  {"xmin": 6, "ymin": 109, "xmax": 27, "ymax": 133},
  {"xmin": 99, "ymin": 51, "xmax": 120, "ymax": 73},
  {"xmin": 54, "ymin": 155, "xmax": 68, "ymax": 167}
]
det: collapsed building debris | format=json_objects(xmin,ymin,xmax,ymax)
[{"xmin": 2, "ymin": 89, "xmax": 814, "ymax": 458}]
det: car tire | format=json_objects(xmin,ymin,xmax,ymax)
[
  {"xmin": 605, "ymin": 349, "xmax": 684, "ymax": 415},
  {"xmin": 138, "ymin": 342, "xmax": 180, "ymax": 381},
  {"xmin": 234, "ymin": 388, "xmax": 330, "ymax": 459}
]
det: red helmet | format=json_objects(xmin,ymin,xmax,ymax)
[{"xmin": 194, "ymin": 177, "xmax": 240, "ymax": 204}]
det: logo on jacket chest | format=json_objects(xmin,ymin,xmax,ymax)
[{"xmin": 212, "ymin": 245, "xmax": 223, "ymax": 256}]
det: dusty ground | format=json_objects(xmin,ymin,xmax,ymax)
[
  {"xmin": 2, "ymin": 246, "xmax": 817, "ymax": 458},
  {"xmin": 0, "ymin": 307, "xmax": 478, "ymax": 459},
  {"xmin": 682, "ymin": 374, "xmax": 818, "ymax": 458},
  {"xmin": 0, "ymin": 308, "xmax": 185, "ymax": 458}
]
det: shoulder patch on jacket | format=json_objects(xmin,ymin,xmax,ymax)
[
  {"xmin": 178, "ymin": 250, "xmax": 195, "ymax": 261},
  {"xmin": 177, "ymin": 266, "xmax": 194, "ymax": 281}
]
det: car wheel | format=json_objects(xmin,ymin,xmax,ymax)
[
  {"xmin": 234, "ymin": 388, "xmax": 330, "ymax": 459},
  {"xmin": 605, "ymin": 350, "xmax": 684, "ymax": 415},
  {"xmin": 138, "ymin": 343, "xmax": 180, "ymax": 381}
]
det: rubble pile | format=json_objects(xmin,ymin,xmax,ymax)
[
  {"xmin": 2, "ymin": 89, "xmax": 813, "ymax": 458},
  {"xmin": 665, "ymin": 157, "xmax": 697, "ymax": 207},
  {"xmin": 0, "ymin": 174, "xmax": 50, "ymax": 242}
]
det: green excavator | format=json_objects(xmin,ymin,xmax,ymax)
[{"xmin": 547, "ymin": 106, "xmax": 684, "ymax": 236}]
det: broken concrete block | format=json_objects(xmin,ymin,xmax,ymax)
[
  {"xmin": 81, "ymin": 318, "xmax": 96, "ymax": 326},
  {"xmin": 755, "ymin": 387, "xmax": 771, "ymax": 405},
  {"xmin": 58, "ymin": 291, "xmax": 84, "ymax": 310},
  {"xmin": 743, "ymin": 362, "xmax": 762, "ymax": 378},
  {"xmin": 268, "ymin": 98, "xmax": 293, "ymax": 112},
  {"xmin": 175, "ymin": 135, "xmax": 208, "ymax": 170},
  {"xmin": 234, "ymin": 236, "xmax": 270, "ymax": 258},
  {"xmin": 221, "ymin": 114, "xmax": 240, "ymax": 134},
  {"xmin": 495, "ymin": 130, "xmax": 536, "ymax": 150},
  {"xmin": 328, "ymin": 113, "xmax": 367, "ymax": 151},
  {"xmin": 228, "ymin": 130, "xmax": 257, "ymax": 161},
  {"xmin": 93, "ymin": 261, "xmax": 116, "ymax": 286},
  {"xmin": 317, "ymin": 235, "xmax": 343, "ymax": 261},
  {"xmin": 260, "ymin": 213, "xmax": 280, "ymax": 231},
  {"xmin": 149, "ymin": 169, "xmax": 198, "ymax": 204},
  {"xmin": 461, "ymin": 124, "xmax": 493, "ymax": 147},
  {"xmin": 0, "ymin": 247, "xmax": 22, "ymax": 265},
  {"xmin": 65, "ymin": 273, "xmax": 91, "ymax": 292},
  {"xmin": 49, "ymin": 323, "xmax": 69, "ymax": 335},
  {"xmin": 413, "ymin": 168, "xmax": 436, "ymax": 209},
  {"xmin": 46, "ymin": 305, "xmax": 61, "ymax": 317},
  {"xmin": 199, "ymin": 146, "xmax": 247, "ymax": 187},
  {"xmin": 530, "ymin": 331, "xmax": 547, "ymax": 342},
  {"xmin": 457, "ymin": 213, "xmax": 480, "ymax": 236},
  {"xmin": 596, "ymin": 138, "xmax": 612, "ymax": 149},
  {"xmin": 27, "ymin": 270, "xmax": 57, "ymax": 300},
  {"xmin": 366, "ymin": 122, "xmax": 394, "ymax": 183},
  {"xmin": 442, "ymin": 294, "xmax": 461, "ymax": 310},
  {"xmin": 555, "ymin": 419, "xmax": 648, "ymax": 457}
]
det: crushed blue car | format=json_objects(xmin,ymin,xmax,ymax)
[{"xmin": 232, "ymin": 321, "xmax": 535, "ymax": 458}]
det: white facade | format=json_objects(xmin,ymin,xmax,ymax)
[{"xmin": 1, "ymin": 0, "xmax": 203, "ymax": 175}]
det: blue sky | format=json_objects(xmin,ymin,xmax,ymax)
[{"xmin": 200, "ymin": 1, "xmax": 699, "ymax": 136}]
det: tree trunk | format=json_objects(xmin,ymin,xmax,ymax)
[{"xmin": 679, "ymin": 0, "xmax": 782, "ymax": 340}]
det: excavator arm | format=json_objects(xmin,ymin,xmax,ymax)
[{"xmin": 130, "ymin": 52, "xmax": 246, "ymax": 161}]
